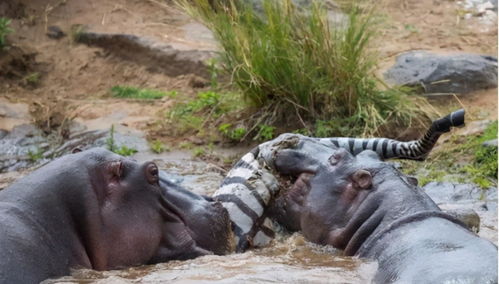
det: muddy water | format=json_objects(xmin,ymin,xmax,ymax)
[{"xmin": 47, "ymin": 235, "xmax": 377, "ymax": 284}]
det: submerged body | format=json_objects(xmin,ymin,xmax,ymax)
[
  {"xmin": 266, "ymin": 136, "xmax": 497, "ymax": 283},
  {"xmin": 0, "ymin": 148, "xmax": 208, "ymax": 283}
]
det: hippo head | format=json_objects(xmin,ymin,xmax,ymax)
[
  {"xmin": 158, "ymin": 173, "xmax": 234, "ymax": 255},
  {"xmin": 72, "ymin": 148, "xmax": 210, "ymax": 269},
  {"xmin": 274, "ymin": 142, "xmax": 438, "ymax": 256}
]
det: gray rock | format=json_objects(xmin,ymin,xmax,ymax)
[
  {"xmin": 422, "ymin": 181, "xmax": 497, "ymax": 203},
  {"xmin": 46, "ymin": 26, "xmax": 65, "ymax": 39},
  {"xmin": 0, "ymin": 130, "xmax": 7, "ymax": 140},
  {"xmin": 242, "ymin": 0, "xmax": 346, "ymax": 24},
  {"xmin": 384, "ymin": 51, "xmax": 498, "ymax": 94},
  {"xmin": 482, "ymin": 139, "xmax": 498, "ymax": 147},
  {"xmin": 443, "ymin": 208, "xmax": 481, "ymax": 233}
]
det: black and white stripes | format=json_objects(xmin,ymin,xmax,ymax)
[
  {"xmin": 320, "ymin": 109, "xmax": 466, "ymax": 160},
  {"xmin": 213, "ymin": 147, "xmax": 280, "ymax": 252}
]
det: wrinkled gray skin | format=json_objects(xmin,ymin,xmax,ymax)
[
  {"xmin": 272, "ymin": 138, "xmax": 498, "ymax": 283},
  {"xmin": 158, "ymin": 172, "xmax": 234, "ymax": 255},
  {"xmin": 0, "ymin": 148, "xmax": 209, "ymax": 284}
]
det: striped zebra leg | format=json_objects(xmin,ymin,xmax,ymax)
[
  {"xmin": 213, "ymin": 147, "xmax": 281, "ymax": 252},
  {"xmin": 319, "ymin": 109, "xmax": 465, "ymax": 160}
]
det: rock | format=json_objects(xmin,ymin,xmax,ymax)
[
  {"xmin": 482, "ymin": 139, "xmax": 498, "ymax": 147},
  {"xmin": 384, "ymin": 51, "xmax": 498, "ymax": 94},
  {"xmin": 422, "ymin": 181, "xmax": 483, "ymax": 203},
  {"xmin": 492, "ymin": 0, "xmax": 498, "ymax": 11},
  {"xmin": 240, "ymin": 0, "xmax": 346, "ymax": 24},
  {"xmin": 422, "ymin": 182, "xmax": 497, "ymax": 203},
  {"xmin": 76, "ymin": 32, "xmax": 214, "ymax": 79},
  {"xmin": 443, "ymin": 208, "xmax": 481, "ymax": 233},
  {"xmin": 46, "ymin": 26, "xmax": 65, "ymax": 39}
]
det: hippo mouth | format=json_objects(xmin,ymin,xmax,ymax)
[{"xmin": 159, "ymin": 172, "xmax": 234, "ymax": 255}]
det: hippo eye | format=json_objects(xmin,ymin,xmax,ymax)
[{"xmin": 146, "ymin": 162, "xmax": 159, "ymax": 185}]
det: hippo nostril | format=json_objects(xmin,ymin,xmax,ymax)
[{"xmin": 145, "ymin": 162, "xmax": 159, "ymax": 185}]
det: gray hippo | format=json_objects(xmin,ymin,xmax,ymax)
[
  {"xmin": 217, "ymin": 109, "xmax": 467, "ymax": 251},
  {"xmin": 0, "ymin": 148, "xmax": 211, "ymax": 284},
  {"xmin": 265, "ymin": 136, "xmax": 498, "ymax": 283}
]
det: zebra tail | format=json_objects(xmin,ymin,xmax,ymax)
[{"xmin": 324, "ymin": 109, "xmax": 465, "ymax": 160}]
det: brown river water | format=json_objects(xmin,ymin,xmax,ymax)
[{"xmin": 45, "ymin": 234, "xmax": 377, "ymax": 283}]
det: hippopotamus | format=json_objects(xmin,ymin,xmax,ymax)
[
  {"xmin": 0, "ymin": 109, "xmax": 468, "ymax": 282},
  {"xmin": 267, "ymin": 137, "xmax": 498, "ymax": 283},
  {"xmin": 0, "ymin": 148, "xmax": 210, "ymax": 284},
  {"xmin": 226, "ymin": 109, "xmax": 467, "ymax": 250}
]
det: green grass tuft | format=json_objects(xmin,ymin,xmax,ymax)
[
  {"xmin": 400, "ymin": 121, "xmax": 498, "ymax": 189},
  {"xmin": 150, "ymin": 140, "xmax": 168, "ymax": 154},
  {"xmin": 176, "ymin": 0, "xmax": 433, "ymax": 137},
  {"xmin": 111, "ymin": 85, "xmax": 176, "ymax": 100},
  {"xmin": 0, "ymin": 17, "xmax": 13, "ymax": 49},
  {"xmin": 106, "ymin": 125, "xmax": 138, "ymax": 156}
]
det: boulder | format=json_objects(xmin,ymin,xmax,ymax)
[
  {"xmin": 46, "ymin": 26, "xmax": 65, "ymax": 40},
  {"xmin": 384, "ymin": 51, "xmax": 498, "ymax": 94},
  {"xmin": 422, "ymin": 181, "xmax": 495, "ymax": 204}
]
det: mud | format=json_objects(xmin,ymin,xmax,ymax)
[{"xmin": 77, "ymin": 32, "xmax": 214, "ymax": 78}]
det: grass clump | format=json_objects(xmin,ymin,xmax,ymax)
[
  {"xmin": 23, "ymin": 72, "xmax": 41, "ymax": 86},
  {"xmin": 165, "ymin": 90, "xmax": 244, "ymax": 139},
  {"xmin": 400, "ymin": 121, "xmax": 498, "ymax": 189},
  {"xmin": 150, "ymin": 140, "xmax": 168, "ymax": 153},
  {"xmin": 70, "ymin": 24, "xmax": 87, "ymax": 43},
  {"xmin": 0, "ymin": 17, "xmax": 13, "ymax": 49},
  {"xmin": 463, "ymin": 122, "xmax": 498, "ymax": 188},
  {"xmin": 111, "ymin": 85, "xmax": 177, "ymax": 100},
  {"xmin": 106, "ymin": 125, "xmax": 138, "ymax": 156},
  {"xmin": 177, "ymin": 0, "xmax": 432, "ymax": 138},
  {"xmin": 27, "ymin": 148, "xmax": 44, "ymax": 162}
]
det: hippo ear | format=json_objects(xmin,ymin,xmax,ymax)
[{"xmin": 352, "ymin": 170, "xmax": 372, "ymax": 190}]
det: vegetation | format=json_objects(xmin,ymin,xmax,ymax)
[
  {"xmin": 106, "ymin": 125, "xmax": 138, "ymax": 156},
  {"xmin": 27, "ymin": 148, "xmax": 44, "ymax": 162},
  {"xmin": 400, "ymin": 121, "xmax": 498, "ymax": 189},
  {"xmin": 0, "ymin": 17, "xmax": 13, "ymax": 49},
  {"xmin": 69, "ymin": 24, "xmax": 87, "ymax": 43},
  {"xmin": 150, "ymin": 140, "xmax": 168, "ymax": 153},
  {"xmin": 176, "ymin": 0, "xmax": 433, "ymax": 139},
  {"xmin": 110, "ymin": 85, "xmax": 177, "ymax": 100},
  {"xmin": 23, "ymin": 72, "xmax": 41, "ymax": 86},
  {"xmin": 164, "ymin": 90, "xmax": 244, "ymax": 139}
]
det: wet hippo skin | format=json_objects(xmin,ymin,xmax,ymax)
[
  {"xmin": 158, "ymin": 171, "xmax": 234, "ymax": 255},
  {"xmin": 272, "ymin": 140, "xmax": 498, "ymax": 283},
  {"xmin": 0, "ymin": 148, "xmax": 209, "ymax": 284}
]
